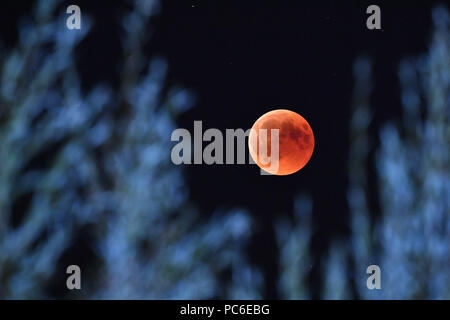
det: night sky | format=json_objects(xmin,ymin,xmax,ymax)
[
  {"xmin": 1, "ymin": 0, "xmax": 441, "ymax": 299},
  {"xmin": 150, "ymin": 1, "xmax": 437, "ymax": 298}
]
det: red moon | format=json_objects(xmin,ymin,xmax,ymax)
[{"xmin": 248, "ymin": 109, "xmax": 314, "ymax": 175}]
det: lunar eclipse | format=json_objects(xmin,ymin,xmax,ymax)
[{"xmin": 248, "ymin": 109, "xmax": 314, "ymax": 175}]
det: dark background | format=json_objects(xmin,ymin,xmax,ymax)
[
  {"xmin": 0, "ymin": 0, "xmax": 445, "ymax": 299},
  {"xmin": 151, "ymin": 1, "xmax": 438, "ymax": 299}
]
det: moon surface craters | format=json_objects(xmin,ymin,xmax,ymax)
[{"xmin": 248, "ymin": 109, "xmax": 314, "ymax": 175}]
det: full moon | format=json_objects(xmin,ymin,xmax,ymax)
[{"xmin": 248, "ymin": 109, "xmax": 315, "ymax": 175}]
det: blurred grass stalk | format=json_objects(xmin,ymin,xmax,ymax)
[
  {"xmin": 349, "ymin": 6, "xmax": 449, "ymax": 299},
  {"xmin": 0, "ymin": 0, "xmax": 260, "ymax": 299}
]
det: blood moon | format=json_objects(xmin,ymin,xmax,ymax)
[{"xmin": 248, "ymin": 109, "xmax": 314, "ymax": 175}]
